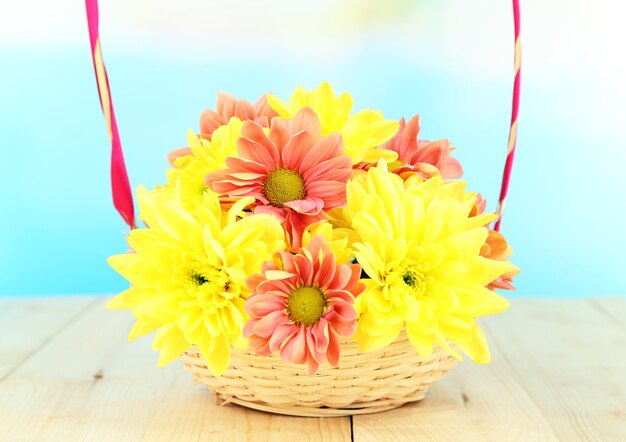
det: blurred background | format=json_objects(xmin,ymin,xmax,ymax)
[{"xmin": 1, "ymin": 0, "xmax": 624, "ymax": 297}]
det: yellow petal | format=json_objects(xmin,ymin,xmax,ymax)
[
  {"xmin": 406, "ymin": 322, "xmax": 435, "ymax": 358},
  {"xmin": 266, "ymin": 93, "xmax": 293, "ymax": 118},
  {"xmin": 154, "ymin": 324, "xmax": 190, "ymax": 367},
  {"xmin": 362, "ymin": 148, "xmax": 398, "ymax": 164},
  {"xmin": 128, "ymin": 317, "xmax": 161, "ymax": 341},
  {"xmin": 455, "ymin": 325, "xmax": 491, "ymax": 364},
  {"xmin": 200, "ymin": 335, "xmax": 231, "ymax": 377}
]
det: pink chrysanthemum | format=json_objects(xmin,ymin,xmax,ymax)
[
  {"xmin": 206, "ymin": 108, "xmax": 353, "ymax": 248},
  {"xmin": 243, "ymin": 235, "xmax": 365, "ymax": 374},
  {"xmin": 383, "ymin": 115, "xmax": 463, "ymax": 179},
  {"xmin": 200, "ymin": 92, "xmax": 277, "ymax": 138},
  {"xmin": 167, "ymin": 93, "xmax": 277, "ymax": 165}
]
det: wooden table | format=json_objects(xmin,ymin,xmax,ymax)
[{"xmin": 0, "ymin": 296, "xmax": 624, "ymax": 441}]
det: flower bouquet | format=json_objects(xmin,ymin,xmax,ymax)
[{"xmin": 107, "ymin": 83, "xmax": 519, "ymax": 416}]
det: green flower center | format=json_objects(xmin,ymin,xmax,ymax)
[
  {"xmin": 263, "ymin": 168, "xmax": 306, "ymax": 207},
  {"xmin": 287, "ymin": 285, "xmax": 327, "ymax": 326},
  {"xmin": 186, "ymin": 266, "xmax": 237, "ymax": 312},
  {"xmin": 402, "ymin": 268, "xmax": 427, "ymax": 295},
  {"xmin": 190, "ymin": 271, "xmax": 209, "ymax": 286}
]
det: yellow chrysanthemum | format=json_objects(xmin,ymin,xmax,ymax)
[
  {"xmin": 107, "ymin": 185, "xmax": 286, "ymax": 375},
  {"xmin": 267, "ymin": 82, "xmax": 400, "ymax": 164},
  {"xmin": 345, "ymin": 162, "xmax": 512, "ymax": 363},
  {"xmin": 165, "ymin": 117, "xmax": 244, "ymax": 211}
]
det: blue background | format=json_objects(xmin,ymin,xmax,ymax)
[{"xmin": 1, "ymin": 0, "xmax": 624, "ymax": 297}]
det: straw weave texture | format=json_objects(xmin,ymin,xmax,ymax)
[{"xmin": 180, "ymin": 330, "xmax": 457, "ymax": 417}]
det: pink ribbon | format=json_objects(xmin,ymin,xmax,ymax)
[
  {"xmin": 85, "ymin": 0, "xmax": 136, "ymax": 229},
  {"xmin": 494, "ymin": 0, "xmax": 521, "ymax": 232}
]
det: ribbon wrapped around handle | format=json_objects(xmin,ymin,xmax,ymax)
[
  {"xmin": 494, "ymin": 0, "xmax": 521, "ymax": 231},
  {"xmin": 85, "ymin": 0, "xmax": 136, "ymax": 229}
]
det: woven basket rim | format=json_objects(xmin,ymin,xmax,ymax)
[{"xmin": 180, "ymin": 329, "xmax": 457, "ymax": 417}]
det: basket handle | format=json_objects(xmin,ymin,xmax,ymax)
[
  {"xmin": 494, "ymin": 0, "xmax": 521, "ymax": 231},
  {"xmin": 85, "ymin": 0, "xmax": 520, "ymax": 232},
  {"xmin": 85, "ymin": 0, "xmax": 135, "ymax": 229}
]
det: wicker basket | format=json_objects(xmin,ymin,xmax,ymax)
[{"xmin": 180, "ymin": 329, "xmax": 457, "ymax": 417}]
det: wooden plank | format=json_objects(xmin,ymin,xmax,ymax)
[
  {"xmin": 352, "ymin": 316, "xmax": 559, "ymax": 442},
  {"xmin": 139, "ymin": 373, "xmax": 351, "ymax": 442},
  {"xmin": 0, "ymin": 297, "xmax": 351, "ymax": 441},
  {"xmin": 0, "ymin": 296, "xmax": 98, "ymax": 379},
  {"xmin": 589, "ymin": 297, "xmax": 626, "ymax": 328},
  {"xmin": 485, "ymin": 298, "xmax": 626, "ymax": 442}
]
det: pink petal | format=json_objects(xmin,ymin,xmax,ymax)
[
  {"xmin": 310, "ymin": 168, "xmax": 353, "ymax": 183},
  {"xmin": 305, "ymin": 354, "xmax": 320, "ymax": 375},
  {"xmin": 254, "ymin": 205, "xmax": 286, "ymax": 222},
  {"xmin": 310, "ymin": 318, "xmax": 330, "ymax": 355},
  {"xmin": 238, "ymin": 137, "xmax": 278, "ymax": 170},
  {"xmin": 301, "ymin": 133, "xmax": 343, "ymax": 172},
  {"xmin": 200, "ymin": 109, "xmax": 224, "ymax": 135},
  {"xmin": 306, "ymin": 181, "xmax": 347, "ymax": 207},
  {"xmin": 262, "ymin": 262, "xmax": 280, "ymax": 272},
  {"xmin": 325, "ymin": 289, "xmax": 354, "ymax": 303},
  {"xmin": 257, "ymin": 278, "xmax": 296, "ymax": 295},
  {"xmin": 216, "ymin": 175, "xmax": 258, "ymax": 187},
  {"xmin": 269, "ymin": 323, "xmax": 298, "ymax": 353},
  {"xmin": 302, "ymin": 156, "xmax": 351, "ymax": 182},
  {"xmin": 211, "ymin": 181, "xmax": 259, "ymax": 197},
  {"xmin": 205, "ymin": 169, "xmax": 230, "ymax": 186},
  {"xmin": 254, "ymin": 116, "xmax": 269, "ymax": 127},
  {"xmin": 252, "ymin": 310, "xmax": 288, "ymax": 338},
  {"xmin": 415, "ymin": 143, "xmax": 445, "ymax": 165},
  {"xmin": 332, "ymin": 301, "xmax": 357, "ymax": 323},
  {"xmin": 246, "ymin": 294, "xmax": 286, "ymax": 318},
  {"xmin": 314, "ymin": 252, "xmax": 336, "ymax": 287},
  {"xmin": 283, "ymin": 211, "xmax": 327, "ymax": 250},
  {"xmin": 346, "ymin": 264, "xmax": 364, "ymax": 295},
  {"xmin": 293, "ymin": 254, "xmax": 314, "ymax": 285},
  {"xmin": 228, "ymin": 171, "xmax": 267, "ymax": 180},
  {"xmin": 440, "ymin": 157, "xmax": 464, "ymax": 179},
  {"xmin": 326, "ymin": 329, "xmax": 341, "ymax": 366},
  {"xmin": 253, "ymin": 95, "xmax": 278, "ymax": 120},
  {"xmin": 398, "ymin": 115, "xmax": 420, "ymax": 161},
  {"xmin": 248, "ymin": 334, "xmax": 271, "ymax": 355},
  {"xmin": 234, "ymin": 99, "xmax": 255, "ymax": 120},
  {"xmin": 281, "ymin": 326, "xmax": 307, "ymax": 364},
  {"xmin": 225, "ymin": 156, "xmax": 269, "ymax": 175},
  {"xmin": 383, "ymin": 117, "xmax": 404, "ymax": 153},
  {"xmin": 305, "ymin": 234, "xmax": 331, "ymax": 263},
  {"xmin": 277, "ymin": 251, "xmax": 298, "ymax": 274},
  {"xmin": 411, "ymin": 163, "xmax": 441, "ymax": 179},
  {"xmin": 216, "ymin": 92, "xmax": 237, "ymax": 117},
  {"xmin": 305, "ymin": 331, "xmax": 321, "ymax": 368},
  {"xmin": 243, "ymin": 319, "xmax": 256, "ymax": 337},
  {"xmin": 329, "ymin": 314, "xmax": 357, "ymax": 337},
  {"xmin": 242, "ymin": 120, "xmax": 280, "ymax": 158},
  {"xmin": 307, "ymin": 180, "xmax": 346, "ymax": 197},
  {"xmin": 283, "ymin": 198, "xmax": 324, "ymax": 215},
  {"xmin": 289, "ymin": 107, "xmax": 322, "ymax": 141},
  {"xmin": 282, "ymin": 131, "xmax": 314, "ymax": 171},
  {"xmin": 246, "ymin": 273, "xmax": 266, "ymax": 292},
  {"xmin": 328, "ymin": 265, "xmax": 352, "ymax": 290},
  {"xmin": 269, "ymin": 118, "xmax": 290, "ymax": 152}
]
